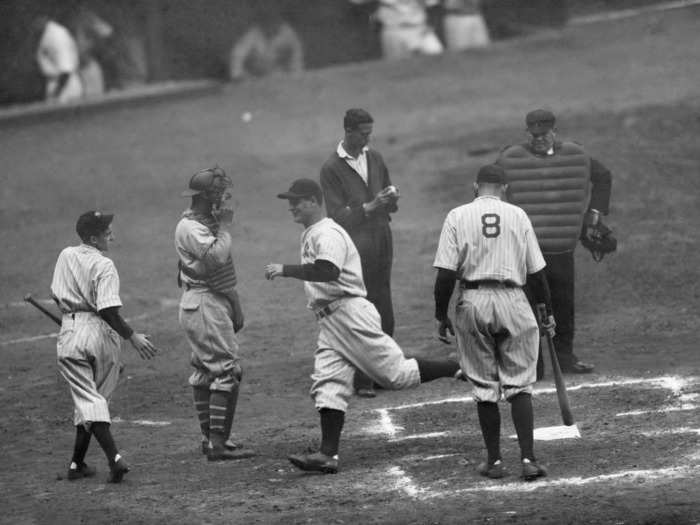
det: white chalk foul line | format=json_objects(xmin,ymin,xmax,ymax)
[
  {"xmin": 377, "ymin": 376, "xmax": 697, "ymax": 412},
  {"xmin": 417, "ymin": 465, "xmax": 700, "ymax": 499},
  {"xmin": 112, "ymin": 417, "xmax": 172, "ymax": 426}
]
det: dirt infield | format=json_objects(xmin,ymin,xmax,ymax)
[{"xmin": 1, "ymin": 5, "xmax": 699, "ymax": 525}]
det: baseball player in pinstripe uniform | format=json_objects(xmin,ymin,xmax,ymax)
[
  {"xmin": 265, "ymin": 178, "xmax": 459, "ymax": 474},
  {"xmin": 433, "ymin": 165, "xmax": 555, "ymax": 481},
  {"xmin": 51, "ymin": 211, "xmax": 157, "ymax": 483},
  {"xmin": 175, "ymin": 167, "xmax": 254, "ymax": 461}
]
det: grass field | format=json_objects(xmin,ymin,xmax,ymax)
[{"xmin": 1, "ymin": 4, "xmax": 700, "ymax": 524}]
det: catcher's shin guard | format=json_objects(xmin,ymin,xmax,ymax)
[
  {"xmin": 222, "ymin": 385, "xmax": 240, "ymax": 440},
  {"xmin": 193, "ymin": 387, "xmax": 211, "ymax": 439}
]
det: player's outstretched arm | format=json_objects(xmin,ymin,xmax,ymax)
[
  {"xmin": 265, "ymin": 260, "xmax": 340, "ymax": 282},
  {"xmin": 129, "ymin": 333, "xmax": 158, "ymax": 360}
]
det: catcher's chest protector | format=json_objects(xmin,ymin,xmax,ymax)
[{"xmin": 499, "ymin": 142, "xmax": 591, "ymax": 254}]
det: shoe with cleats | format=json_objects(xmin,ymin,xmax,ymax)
[
  {"xmin": 521, "ymin": 458, "xmax": 547, "ymax": 481},
  {"xmin": 288, "ymin": 451, "xmax": 339, "ymax": 474},
  {"xmin": 67, "ymin": 462, "xmax": 96, "ymax": 480},
  {"xmin": 477, "ymin": 459, "xmax": 505, "ymax": 479},
  {"xmin": 107, "ymin": 457, "xmax": 130, "ymax": 483}
]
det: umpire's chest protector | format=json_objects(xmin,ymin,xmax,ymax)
[{"xmin": 499, "ymin": 142, "xmax": 591, "ymax": 254}]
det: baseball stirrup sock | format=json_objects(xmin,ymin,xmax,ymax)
[
  {"xmin": 90, "ymin": 422, "xmax": 119, "ymax": 465},
  {"xmin": 416, "ymin": 359, "xmax": 460, "ymax": 383},
  {"xmin": 193, "ymin": 387, "xmax": 210, "ymax": 438},
  {"xmin": 319, "ymin": 408, "xmax": 345, "ymax": 457},
  {"xmin": 477, "ymin": 402, "xmax": 501, "ymax": 464},
  {"xmin": 209, "ymin": 391, "xmax": 230, "ymax": 435},
  {"xmin": 510, "ymin": 393, "xmax": 535, "ymax": 460},
  {"xmin": 71, "ymin": 424, "xmax": 92, "ymax": 464},
  {"xmin": 222, "ymin": 385, "xmax": 239, "ymax": 440}
]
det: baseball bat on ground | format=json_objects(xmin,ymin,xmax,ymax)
[
  {"xmin": 536, "ymin": 304, "xmax": 575, "ymax": 426},
  {"xmin": 24, "ymin": 294, "xmax": 62, "ymax": 326}
]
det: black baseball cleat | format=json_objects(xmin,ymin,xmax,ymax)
[
  {"xmin": 207, "ymin": 445, "xmax": 256, "ymax": 461},
  {"xmin": 477, "ymin": 459, "xmax": 505, "ymax": 479},
  {"xmin": 67, "ymin": 462, "xmax": 97, "ymax": 480},
  {"xmin": 201, "ymin": 437, "xmax": 241, "ymax": 455},
  {"xmin": 560, "ymin": 360, "xmax": 595, "ymax": 374},
  {"xmin": 288, "ymin": 451, "xmax": 339, "ymax": 474},
  {"xmin": 107, "ymin": 457, "xmax": 130, "ymax": 483},
  {"xmin": 521, "ymin": 458, "xmax": 547, "ymax": 481}
]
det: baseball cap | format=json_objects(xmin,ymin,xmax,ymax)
[
  {"xmin": 76, "ymin": 210, "xmax": 114, "ymax": 240},
  {"xmin": 181, "ymin": 166, "xmax": 230, "ymax": 197},
  {"xmin": 525, "ymin": 108, "xmax": 556, "ymax": 134},
  {"xmin": 476, "ymin": 164, "xmax": 507, "ymax": 184},
  {"xmin": 277, "ymin": 178, "xmax": 322, "ymax": 200}
]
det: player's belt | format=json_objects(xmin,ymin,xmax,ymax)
[
  {"xmin": 313, "ymin": 297, "xmax": 351, "ymax": 321},
  {"xmin": 461, "ymin": 279, "xmax": 520, "ymax": 289}
]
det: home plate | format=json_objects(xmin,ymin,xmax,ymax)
[{"xmin": 510, "ymin": 425, "xmax": 581, "ymax": 441}]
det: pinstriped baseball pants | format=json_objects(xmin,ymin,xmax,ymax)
[
  {"xmin": 57, "ymin": 312, "xmax": 122, "ymax": 426},
  {"xmin": 454, "ymin": 287, "xmax": 539, "ymax": 403},
  {"xmin": 311, "ymin": 297, "xmax": 421, "ymax": 412}
]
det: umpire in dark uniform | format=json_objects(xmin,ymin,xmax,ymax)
[
  {"xmin": 320, "ymin": 108, "xmax": 400, "ymax": 397},
  {"xmin": 497, "ymin": 109, "xmax": 612, "ymax": 374}
]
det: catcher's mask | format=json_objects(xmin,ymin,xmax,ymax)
[{"xmin": 181, "ymin": 166, "xmax": 232, "ymax": 203}]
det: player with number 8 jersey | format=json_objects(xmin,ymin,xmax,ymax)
[{"xmin": 433, "ymin": 164, "xmax": 554, "ymax": 480}]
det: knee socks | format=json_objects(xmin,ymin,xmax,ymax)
[
  {"xmin": 90, "ymin": 422, "xmax": 119, "ymax": 465},
  {"xmin": 319, "ymin": 408, "xmax": 345, "ymax": 457},
  {"xmin": 71, "ymin": 424, "xmax": 92, "ymax": 465},
  {"xmin": 510, "ymin": 392, "xmax": 535, "ymax": 461},
  {"xmin": 477, "ymin": 401, "xmax": 501, "ymax": 464}
]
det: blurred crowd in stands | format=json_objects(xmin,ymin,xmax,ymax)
[{"xmin": 0, "ymin": 0, "xmax": 571, "ymax": 108}]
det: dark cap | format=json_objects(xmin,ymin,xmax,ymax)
[
  {"xmin": 76, "ymin": 210, "xmax": 114, "ymax": 240},
  {"xmin": 181, "ymin": 166, "xmax": 231, "ymax": 197},
  {"xmin": 476, "ymin": 164, "xmax": 507, "ymax": 184},
  {"xmin": 525, "ymin": 108, "xmax": 556, "ymax": 134},
  {"xmin": 277, "ymin": 178, "xmax": 322, "ymax": 201}
]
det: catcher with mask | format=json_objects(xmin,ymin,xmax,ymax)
[{"xmin": 175, "ymin": 166, "xmax": 254, "ymax": 461}]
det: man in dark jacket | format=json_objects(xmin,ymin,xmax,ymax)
[{"xmin": 320, "ymin": 108, "xmax": 400, "ymax": 397}]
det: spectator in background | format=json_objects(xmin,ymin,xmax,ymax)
[
  {"xmin": 69, "ymin": 7, "xmax": 114, "ymax": 98},
  {"xmin": 351, "ymin": 0, "xmax": 443, "ymax": 60},
  {"xmin": 228, "ymin": 8, "xmax": 305, "ymax": 82},
  {"xmin": 442, "ymin": 0, "xmax": 490, "ymax": 50},
  {"xmin": 34, "ymin": 16, "xmax": 83, "ymax": 103}
]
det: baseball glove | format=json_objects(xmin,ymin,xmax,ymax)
[{"xmin": 580, "ymin": 219, "xmax": 617, "ymax": 262}]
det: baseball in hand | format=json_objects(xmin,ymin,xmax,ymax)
[{"xmin": 386, "ymin": 185, "xmax": 398, "ymax": 197}]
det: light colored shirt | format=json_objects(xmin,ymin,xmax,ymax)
[
  {"xmin": 175, "ymin": 213, "xmax": 233, "ymax": 287},
  {"xmin": 337, "ymin": 141, "xmax": 369, "ymax": 184},
  {"xmin": 229, "ymin": 22, "xmax": 304, "ymax": 80},
  {"xmin": 433, "ymin": 195, "xmax": 545, "ymax": 285},
  {"xmin": 374, "ymin": 0, "xmax": 440, "ymax": 28},
  {"xmin": 36, "ymin": 20, "xmax": 79, "ymax": 77},
  {"xmin": 51, "ymin": 244, "xmax": 122, "ymax": 313},
  {"xmin": 300, "ymin": 217, "xmax": 367, "ymax": 309}
]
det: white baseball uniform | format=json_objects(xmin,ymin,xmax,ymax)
[
  {"xmin": 301, "ymin": 217, "xmax": 420, "ymax": 412},
  {"xmin": 433, "ymin": 195, "xmax": 546, "ymax": 402},
  {"xmin": 51, "ymin": 244, "xmax": 123, "ymax": 426},
  {"xmin": 175, "ymin": 212, "xmax": 241, "ymax": 392}
]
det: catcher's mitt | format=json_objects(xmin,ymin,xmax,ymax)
[{"xmin": 580, "ymin": 219, "xmax": 617, "ymax": 262}]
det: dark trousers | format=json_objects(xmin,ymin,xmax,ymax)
[
  {"xmin": 354, "ymin": 225, "xmax": 394, "ymax": 391},
  {"xmin": 526, "ymin": 251, "xmax": 577, "ymax": 375}
]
